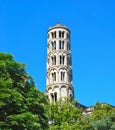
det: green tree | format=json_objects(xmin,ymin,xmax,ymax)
[
  {"xmin": 49, "ymin": 98, "xmax": 83, "ymax": 130},
  {"xmin": 89, "ymin": 113, "xmax": 115, "ymax": 130},
  {"xmin": 91, "ymin": 102, "xmax": 115, "ymax": 120},
  {"xmin": 0, "ymin": 53, "xmax": 48, "ymax": 130},
  {"xmin": 89, "ymin": 102, "xmax": 115, "ymax": 130},
  {"xmin": 48, "ymin": 100, "xmax": 115, "ymax": 130}
]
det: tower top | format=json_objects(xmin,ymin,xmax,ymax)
[{"xmin": 48, "ymin": 23, "xmax": 70, "ymax": 32}]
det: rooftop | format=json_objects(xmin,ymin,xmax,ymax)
[{"xmin": 48, "ymin": 22, "xmax": 70, "ymax": 32}]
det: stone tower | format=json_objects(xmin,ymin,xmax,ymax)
[{"xmin": 46, "ymin": 23, "xmax": 74, "ymax": 103}]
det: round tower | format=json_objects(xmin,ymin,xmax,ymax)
[{"xmin": 46, "ymin": 23, "xmax": 74, "ymax": 103}]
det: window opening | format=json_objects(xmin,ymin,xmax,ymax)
[
  {"xmin": 54, "ymin": 72, "xmax": 56, "ymax": 81},
  {"xmin": 59, "ymin": 41, "xmax": 61, "ymax": 49},
  {"xmin": 63, "ymin": 72, "xmax": 65, "ymax": 81},
  {"xmin": 50, "ymin": 93, "xmax": 54, "ymax": 102},
  {"xmin": 61, "ymin": 41, "xmax": 64, "ymax": 49},
  {"xmin": 63, "ymin": 56, "xmax": 65, "ymax": 65},
  {"xmin": 61, "ymin": 72, "xmax": 63, "ymax": 81},
  {"xmin": 51, "ymin": 57, "xmax": 53, "ymax": 65},
  {"xmin": 59, "ymin": 41, "xmax": 64, "ymax": 49},
  {"xmin": 61, "ymin": 72, "xmax": 65, "ymax": 81},
  {"xmin": 59, "ymin": 31, "xmax": 61, "ymax": 38},
  {"xmin": 54, "ymin": 56, "xmax": 56, "ymax": 65},
  {"xmin": 62, "ymin": 32, "xmax": 64, "ymax": 38},
  {"xmin": 52, "ymin": 32, "xmax": 54, "ymax": 38},
  {"xmin": 54, "ymin": 92, "xmax": 57, "ymax": 102},
  {"xmin": 60, "ymin": 55, "xmax": 62, "ymax": 64},
  {"xmin": 53, "ymin": 41, "xmax": 56, "ymax": 50},
  {"xmin": 52, "ymin": 73, "xmax": 54, "ymax": 81},
  {"xmin": 54, "ymin": 32, "xmax": 56, "ymax": 38}
]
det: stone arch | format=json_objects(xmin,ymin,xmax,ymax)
[
  {"xmin": 58, "ymin": 67, "xmax": 67, "ymax": 72},
  {"xmin": 47, "ymin": 87, "xmax": 53, "ymax": 103},
  {"xmin": 61, "ymin": 85, "xmax": 67, "ymax": 89},
  {"xmin": 50, "ymin": 69, "xmax": 57, "ymax": 82},
  {"xmin": 50, "ymin": 54, "xmax": 57, "ymax": 65},
  {"xmin": 53, "ymin": 86, "xmax": 59, "ymax": 102},
  {"xmin": 48, "ymin": 87, "xmax": 52, "ymax": 91},
  {"xmin": 59, "ymin": 54, "xmax": 66, "ymax": 65},
  {"xmin": 59, "ymin": 68, "xmax": 67, "ymax": 82},
  {"xmin": 51, "ymin": 41, "xmax": 56, "ymax": 50},
  {"xmin": 59, "ymin": 31, "xmax": 65, "ymax": 38}
]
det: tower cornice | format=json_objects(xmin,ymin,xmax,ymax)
[{"xmin": 48, "ymin": 23, "xmax": 70, "ymax": 33}]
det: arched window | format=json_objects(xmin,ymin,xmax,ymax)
[
  {"xmin": 53, "ymin": 41, "xmax": 56, "ymax": 50},
  {"xmin": 59, "ymin": 41, "xmax": 61, "ymax": 49},
  {"xmin": 61, "ymin": 41, "xmax": 64, "ymax": 49},
  {"xmin": 60, "ymin": 55, "xmax": 62, "ymax": 64},
  {"xmin": 51, "ymin": 56, "xmax": 56, "ymax": 65},
  {"xmin": 60, "ymin": 55, "xmax": 64, "ymax": 65},
  {"xmin": 54, "ymin": 92, "xmax": 57, "ymax": 102},
  {"xmin": 51, "ymin": 32, "xmax": 54, "ymax": 38},
  {"xmin": 61, "ymin": 72, "xmax": 65, "ymax": 81},
  {"xmin": 62, "ymin": 31, "xmax": 64, "ymax": 38},
  {"xmin": 54, "ymin": 72, "xmax": 56, "ymax": 81},
  {"xmin": 59, "ymin": 41, "xmax": 64, "ymax": 49},
  {"xmin": 50, "ymin": 93, "xmax": 54, "ymax": 102},
  {"xmin": 51, "ymin": 56, "xmax": 53, "ymax": 65},
  {"xmin": 54, "ymin": 56, "xmax": 56, "ymax": 65},
  {"xmin": 63, "ymin": 56, "xmax": 65, "ymax": 65},
  {"xmin": 52, "ymin": 73, "xmax": 54, "ymax": 81},
  {"xmin": 51, "ymin": 42, "xmax": 53, "ymax": 50},
  {"xmin": 54, "ymin": 31, "xmax": 56, "ymax": 38},
  {"xmin": 52, "ymin": 72, "xmax": 56, "ymax": 81},
  {"xmin": 59, "ymin": 31, "xmax": 61, "ymax": 38}
]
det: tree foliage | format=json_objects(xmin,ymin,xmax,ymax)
[
  {"xmin": 49, "ymin": 98, "xmax": 87, "ymax": 130},
  {"xmin": 89, "ymin": 102, "xmax": 115, "ymax": 130},
  {"xmin": 0, "ymin": 53, "xmax": 48, "ymax": 130},
  {"xmin": 48, "ymin": 100, "xmax": 115, "ymax": 130}
]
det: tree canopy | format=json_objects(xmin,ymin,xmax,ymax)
[
  {"xmin": 0, "ymin": 53, "xmax": 49, "ymax": 130},
  {"xmin": 48, "ymin": 100, "xmax": 115, "ymax": 130}
]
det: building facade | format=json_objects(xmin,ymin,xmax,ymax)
[{"xmin": 46, "ymin": 23, "xmax": 74, "ymax": 103}]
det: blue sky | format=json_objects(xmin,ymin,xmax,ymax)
[{"xmin": 0, "ymin": 0, "xmax": 115, "ymax": 106}]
